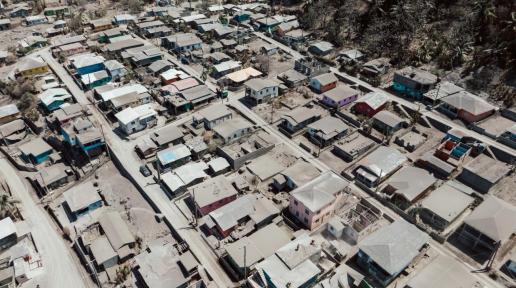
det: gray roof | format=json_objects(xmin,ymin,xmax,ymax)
[
  {"xmin": 282, "ymin": 107, "xmax": 322, "ymax": 126},
  {"xmin": 179, "ymin": 85, "xmax": 214, "ymax": 103},
  {"xmin": 244, "ymin": 78, "xmax": 278, "ymax": 92},
  {"xmin": 151, "ymin": 125, "xmax": 183, "ymax": 146},
  {"xmin": 0, "ymin": 104, "xmax": 20, "ymax": 118},
  {"xmin": 407, "ymin": 255, "xmax": 480, "ymax": 288},
  {"xmin": 461, "ymin": 154, "xmax": 511, "ymax": 185},
  {"xmin": 359, "ymin": 219, "xmax": 429, "ymax": 275},
  {"xmin": 323, "ymin": 85, "xmax": 359, "ymax": 102},
  {"xmin": 384, "ymin": 166, "xmax": 435, "ymax": 202},
  {"xmin": 198, "ymin": 104, "xmax": 231, "ymax": 122},
  {"xmin": 18, "ymin": 137, "xmax": 52, "ymax": 156},
  {"xmin": 148, "ymin": 59, "xmax": 173, "ymax": 73},
  {"xmin": 279, "ymin": 160, "xmax": 321, "ymax": 188},
  {"xmin": 207, "ymin": 157, "xmax": 230, "ymax": 172},
  {"xmin": 225, "ymin": 223, "xmax": 291, "ymax": 268},
  {"xmin": 213, "ymin": 118, "xmax": 252, "ymax": 139},
  {"xmin": 464, "ymin": 196, "xmax": 516, "ymax": 242},
  {"xmin": 90, "ymin": 236, "xmax": 117, "ymax": 265},
  {"xmin": 63, "ymin": 182, "xmax": 102, "ymax": 213},
  {"xmin": 311, "ymin": 73, "xmax": 337, "ymax": 86},
  {"xmin": 356, "ymin": 91, "xmax": 389, "ymax": 110},
  {"xmin": 310, "ymin": 41, "xmax": 334, "ymax": 52},
  {"xmin": 191, "ymin": 175, "xmax": 238, "ymax": 208},
  {"xmin": 373, "ymin": 110, "xmax": 405, "ymax": 128},
  {"xmin": 98, "ymin": 212, "xmax": 135, "ymax": 250},
  {"xmin": 440, "ymin": 91, "xmax": 496, "ymax": 116},
  {"xmin": 247, "ymin": 154, "xmax": 285, "ymax": 181},
  {"xmin": 357, "ymin": 146, "xmax": 407, "ymax": 178},
  {"xmin": 307, "ymin": 116, "xmax": 349, "ymax": 140},
  {"xmin": 135, "ymin": 243, "xmax": 187, "ymax": 288},
  {"xmin": 420, "ymin": 183, "xmax": 474, "ymax": 223},
  {"xmin": 395, "ymin": 66, "xmax": 438, "ymax": 85},
  {"xmin": 291, "ymin": 171, "xmax": 348, "ymax": 212}
]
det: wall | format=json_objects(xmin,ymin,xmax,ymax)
[{"xmin": 217, "ymin": 142, "xmax": 274, "ymax": 169}]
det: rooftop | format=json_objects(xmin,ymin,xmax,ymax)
[
  {"xmin": 90, "ymin": 236, "xmax": 117, "ymax": 265},
  {"xmin": 420, "ymin": 183, "xmax": 474, "ymax": 223},
  {"xmin": 18, "ymin": 137, "xmax": 52, "ymax": 156},
  {"xmin": 395, "ymin": 66, "xmax": 438, "ymax": 85},
  {"xmin": 307, "ymin": 116, "xmax": 349, "ymax": 140},
  {"xmin": 323, "ymin": 85, "xmax": 360, "ymax": 102},
  {"xmin": 115, "ymin": 104, "xmax": 156, "ymax": 125},
  {"xmin": 384, "ymin": 166, "xmax": 436, "ymax": 202},
  {"xmin": 373, "ymin": 110, "xmax": 405, "ymax": 128},
  {"xmin": 311, "ymin": 73, "xmax": 338, "ymax": 86},
  {"xmin": 356, "ymin": 146, "xmax": 407, "ymax": 179},
  {"xmin": 191, "ymin": 175, "xmax": 238, "ymax": 208},
  {"xmin": 98, "ymin": 211, "xmax": 135, "ymax": 250},
  {"xmin": 282, "ymin": 107, "xmax": 322, "ymax": 126},
  {"xmin": 356, "ymin": 91, "xmax": 390, "ymax": 110},
  {"xmin": 462, "ymin": 154, "xmax": 511, "ymax": 184},
  {"xmin": 440, "ymin": 91, "xmax": 496, "ymax": 116},
  {"xmin": 157, "ymin": 144, "xmax": 191, "ymax": 166},
  {"xmin": 213, "ymin": 118, "xmax": 252, "ymax": 139},
  {"xmin": 245, "ymin": 78, "xmax": 278, "ymax": 91},
  {"xmin": 464, "ymin": 196, "xmax": 516, "ymax": 242},
  {"xmin": 63, "ymin": 181, "xmax": 102, "ymax": 213},
  {"xmin": 291, "ymin": 171, "xmax": 348, "ymax": 212}
]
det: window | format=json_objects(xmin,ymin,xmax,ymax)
[
  {"xmin": 305, "ymin": 208, "xmax": 309, "ymax": 215},
  {"xmin": 294, "ymin": 200, "xmax": 298, "ymax": 206},
  {"xmin": 304, "ymin": 217, "xmax": 308, "ymax": 223}
]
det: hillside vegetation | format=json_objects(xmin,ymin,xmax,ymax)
[{"xmin": 299, "ymin": 0, "xmax": 516, "ymax": 106}]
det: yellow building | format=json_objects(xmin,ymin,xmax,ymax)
[{"xmin": 16, "ymin": 56, "xmax": 49, "ymax": 77}]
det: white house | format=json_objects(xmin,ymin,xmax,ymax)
[
  {"xmin": 244, "ymin": 78, "xmax": 279, "ymax": 103},
  {"xmin": 115, "ymin": 104, "xmax": 157, "ymax": 135}
]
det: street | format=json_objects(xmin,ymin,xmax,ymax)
[{"xmin": 0, "ymin": 158, "xmax": 94, "ymax": 288}]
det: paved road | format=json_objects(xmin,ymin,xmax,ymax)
[
  {"xmin": 253, "ymin": 32, "xmax": 516, "ymax": 158},
  {"xmin": 0, "ymin": 159, "xmax": 92, "ymax": 288},
  {"xmin": 38, "ymin": 50, "xmax": 235, "ymax": 288}
]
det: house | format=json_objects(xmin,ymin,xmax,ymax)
[
  {"xmin": 213, "ymin": 118, "xmax": 253, "ymax": 144},
  {"xmin": 254, "ymin": 233, "xmax": 323, "ymax": 288},
  {"xmin": 81, "ymin": 70, "xmax": 111, "ymax": 90},
  {"xmin": 97, "ymin": 27, "xmax": 127, "ymax": 43},
  {"xmin": 46, "ymin": 103, "xmax": 85, "ymax": 128},
  {"xmin": 30, "ymin": 163, "xmax": 72, "ymax": 195},
  {"xmin": 169, "ymin": 85, "xmax": 216, "ymax": 114},
  {"xmin": 103, "ymin": 59, "xmax": 127, "ymax": 80},
  {"xmin": 220, "ymin": 38, "xmax": 237, "ymax": 49},
  {"xmin": 25, "ymin": 15, "xmax": 48, "ymax": 26},
  {"xmin": 156, "ymin": 144, "xmax": 191, "ymax": 171},
  {"xmin": 353, "ymin": 91, "xmax": 390, "ymax": 117},
  {"xmin": 16, "ymin": 56, "xmax": 49, "ymax": 77},
  {"xmin": 18, "ymin": 35, "xmax": 48, "ymax": 51},
  {"xmin": 38, "ymin": 88, "xmax": 72, "ymax": 111},
  {"xmin": 419, "ymin": 182, "xmax": 474, "ymax": 231},
  {"xmin": 109, "ymin": 92, "xmax": 152, "ymax": 112},
  {"xmin": 244, "ymin": 78, "xmax": 279, "ymax": 103},
  {"xmin": 122, "ymin": 45, "xmax": 163, "ymax": 67},
  {"xmin": 308, "ymin": 41, "xmax": 335, "ymax": 56},
  {"xmin": 458, "ymin": 196, "xmax": 516, "ymax": 252},
  {"xmin": 382, "ymin": 166, "xmax": 436, "ymax": 209},
  {"xmin": 9, "ymin": 6, "xmax": 30, "ymax": 18},
  {"xmin": 289, "ymin": 171, "xmax": 349, "ymax": 230},
  {"xmin": 104, "ymin": 38, "xmax": 144, "ymax": 55},
  {"xmin": 338, "ymin": 49, "xmax": 364, "ymax": 64},
  {"xmin": 52, "ymin": 42, "xmax": 87, "ymax": 59},
  {"xmin": 160, "ymin": 68, "xmax": 188, "ymax": 85},
  {"xmin": 205, "ymin": 51, "xmax": 233, "ymax": 64},
  {"xmin": 224, "ymin": 67, "xmax": 263, "ymax": 88},
  {"xmin": 333, "ymin": 133, "xmax": 375, "ymax": 161},
  {"xmin": 280, "ymin": 107, "xmax": 322, "ymax": 135},
  {"xmin": 361, "ymin": 58, "xmax": 391, "ymax": 78},
  {"xmin": 282, "ymin": 29, "xmax": 309, "ymax": 46},
  {"xmin": 162, "ymin": 33, "xmax": 202, "ymax": 52},
  {"xmin": 112, "ymin": 14, "xmax": 136, "ymax": 25},
  {"xmin": 306, "ymin": 116, "xmax": 349, "ymax": 147},
  {"xmin": 372, "ymin": 110, "xmax": 406, "ymax": 135},
  {"xmin": 212, "ymin": 60, "xmax": 241, "ymax": 78},
  {"xmin": 354, "ymin": 146, "xmax": 407, "ymax": 187},
  {"xmin": 69, "ymin": 53, "xmax": 106, "ymax": 75},
  {"xmin": 193, "ymin": 104, "xmax": 232, "ymax": 130},
  {"xmin": 207, "ymin": 194, "xmax": 279, "ymax": 238},
  {"xmin": 96, "ymin": 83, "xmax": 148, "ymax": 103},
  {"xmin": 357, "ymin": 219, "xmax": 429, "ymax": 287},
  {"xmin": 273, "ymin": 160, "xmax": 320, "ymax": 191},
  {"xmin": 43, "ymin": 6, "xmax": 69, "ymax": 17},
  {"xmin": 90, "ymin": 236, "xmax": 118, "ymax": 270},
  {"xmin": 277, "ymin": 69, "xmax": 308, "ymax": 88},
  {"xmin": 98, "ymin": 211, "xmax": 136, "ymax": 261},
  {"xmin": 392, "ymin": 66, "xmax": 438, "ymax": 99},
  {"xmin": 439, "ymin": 90, "xmax": 496, "ymax": 123},
  {"xmin": 256, "ymin": 17, "xmax": 281, "ymax": 31},
  {"xmin": 458, "ymin": 154, "xmax": 511, "ymax": 193},
  {"xmin": 192, "ymin": 175, "xmax": 238, "ymax": 216},
  {"xmin": 147, "ymin": 59, "xmax": 174, "ymax": 76},
  {"xmin": 207, "ymin": 157, "xmax": 230, "ymax": 175},
  {"xmin": 160, "ymin": 78, "xmax": 199, "ymax": 96},
  {"xmin": 115, "ymin": 104, "xmax": 157, "ymax": 135},
  {"xmin": 0, "ymin": 104, "xmax": 20, "ymax": 125},
  {"xmin": 0, "ymin": 217, "xmax": 18, "ymax": 251},
  {"xmin": 294, "ymin": 57, "xmax": 329, "ymax": 77},
  {"xmin": 309, "ymin": 73, "xmax": 338, "ymax": 93},
  {"xmin": 61, "ymin": 118, "xmax": 93, "ymax": 146},
  {"xmin": 321, "ymin": 85, "xmax": 360, "ymax": 108},
  {"xmin": 0, "ymin": 19, "xmax": 11, "ymax": 31},
  {"xmin": 145, "ymin": 26, "xmax": 172, "ymax": 38},
  {"xmin": 225, "ymin": 223, "xmax": 291, "ymax": 278},
  {"xmin": 63, "ymin": 181, "xmax": 103, "ymax": 220},
  {"xmin": 89, "ymin": 18, "xmax": 113, "ymax": 32},
  {"xmin": 150, "ymin": 125, "xmax": 184, "ymax": 148},
  {"xmin": 76, "ymin": 128, "xmax": 104, "ymax": 157}
]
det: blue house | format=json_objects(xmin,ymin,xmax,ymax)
[
  {"xmin": 357, "ymin": 219, "xmax": 428, "ymax": 287},
  {"xmin": 69, "ymin": 53, "xmax": 106, "ymax": 75},
  {"xmin": 233, "ymin": 11, "xmax": 251, "ymax": 23},
  {"xmin": 38, "ymin": 88, "xmax": 72, "ymax": 112},
  {"xmin": 18, "ymin": 138, "xmax": 53, "ymax": 164},
  {"xmin": 392, "ymin": 66, "xmax": 438, "ymax": 100},
  {"xmin": 63, "ymin": 182, "xmax": 103, "ymax": 221},
  {"xmin": 76, "ymin": 129, "xmax": 105, "ymax": 156}
]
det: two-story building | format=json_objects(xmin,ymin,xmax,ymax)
[
  {"xmin": 280, "ymin": 107, "xmax": 322, "ymax": 135},
  {"xmin": 115, "ymin": 104, "xmax": 157, "ymax": 135},
  {"xmin": 244, "ymin": 78, "xmax": 279, "ymax": 103},
  {"xmin": 392, "ymin": 66, "xmax": 438, "ymax": 100},
  {"xmin": 321, "ymin": 85, "xmax": 360, "ymax": 108},
  {"xmin": 309, "ymin": 73, "xmax": 338, "ymax": 93}
]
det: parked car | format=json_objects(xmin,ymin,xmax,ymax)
[{"xmin": 139, "ymin": 164, "xmax": 152, "ymax": 177}]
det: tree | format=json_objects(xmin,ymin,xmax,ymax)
[{"xmin": 0, "ymin": 194, "xmax": 20, "ymax": 220}]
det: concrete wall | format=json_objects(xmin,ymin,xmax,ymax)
[{"xmin": 217, "ymin": 142, "xmax": 274, "ymax": 169}]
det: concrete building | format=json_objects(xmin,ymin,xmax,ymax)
[
  {"xmin": 321, "ymin": 85, "xmax": 360, "ymax": 108},
  {"xmin": 0, "ymin": 217, "xmax": 18, "ymax": 251},
  {"xmin": 192, "ymin": 175, "xmax": 238, "ymax": 216},
  {"xmin": 98, "ymin": 212, "xmax": 136, "ymax": 261},
  {"xmin": 213, "ymin": 118, "xmax": 253, "ymax": 144},
  {"xmin": 458, "ymin": 196, "xmax": 516, "ymax": 252},
  {"xmin": 150, "ymin": 125, "xmax": 184, "ymax": 149},
  {"xmin": 0, "ymin": 104, "xmax": 20, "ymax": 125},
  {"xmin": 372, "ymin": 110, "xmax": 406, "ymax": 135},
  {"xmin": 280, "ymin": 107, "xmax": 322, "ymax": 135},
  {"xmin": 306, "ymin": 116, "xmax": 349, "ymax": 147},
  {"xmin": 90, "ymin": 236, "xmax": 118, "ymax": 270},
  {"xmin": 392, "ymin": 66, "xmax": 438, "ymax": 100},
  {"xmin": 333, "ymin": 133, "xmax": 376, "ymax": 161},
  {"xmin": 354, "ymin": 146, "xmax": 407, "ymax": 187},
  {"xmin": 162, "ymin": 33, "xmax": 202, "ymax": 52},
  {"xmin": 63, "ymin": 182, "xmax": 103, "ymax": 221},
  {"xmin": 156, "ymin": 144, "xmax": 191, "ymax": 171},
  {"xmin": 458, "ymin": 154, "xmax": 511, "ymax": 193},
  {"xmin": 289, "ymin": 171, "xmax": 349, "ymax": 230},
  {"xmin": 308, "ymin": 41, "xmax": 334, "ymax": 56},
  {"xmin": 382, "ymin": 166, "xmax": 436, "ymax": 210},
  {"xmin": 273, "ymin": 160, "xmax": 321, "ymax": 191},
  {"xmin": 309, "ymin": 73, "xmax": 338, "ymax": 93},
  {"xmin": 115, "ymin": 104, "xmax": 157, "ymax": 135},
  {"xmin": 193, "ymin": 104, "xmax": 232, "ymax": 130},
  {"xmin": 244, "ymin": 78, "xmax": 279, "ymax": 103},
  {"xmin": 357, "ymin": 219, "xmax": 429, "ymax": 287},
  {"xmin": 294, "ymin": 57, "xmax": 329, "ymax": 77},
  {"xmin": 419, "ymin": 182, "xmax": 474, "ymax": 231}
]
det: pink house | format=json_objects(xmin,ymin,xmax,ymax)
[
  {"xmin": 192, "ymin": 175, "xmax": 238, "ymax": 216},
  {"xmin": 289, "ymin": 171, "xmax": 349, "ymax": 230},
  {"xmin": 321, "ymin": 85, "xmax": 360, "ymax": 108}
]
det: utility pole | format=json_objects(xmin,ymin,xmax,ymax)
[{"xmin": 243, "ymin": 245, "xmax": 247, "ymax": 280}]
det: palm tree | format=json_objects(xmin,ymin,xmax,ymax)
[{"xmin": 0, "ymin": 194, "xmax": 20, "ymax": 220}]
